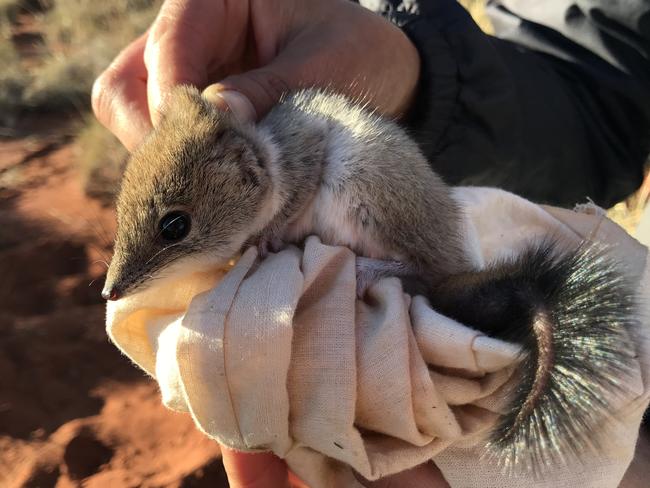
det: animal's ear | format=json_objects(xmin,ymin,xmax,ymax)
[
  {"xmin": 236, "ymin": 143, "xmax": 268, "ymax": 187},
  {"xmin": 159, "ymin": 85, "xmax": 213, "ymax": 123}
]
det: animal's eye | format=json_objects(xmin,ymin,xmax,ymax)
[{"xmin": 159, "ymin": 211, "xmax": 191, "ymax": 242}]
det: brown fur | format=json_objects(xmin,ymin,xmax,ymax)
[
  {"xmin": 104, "ymin": 86, "xmax": 469, "ymax": 297},
  {"xmin": 104, "ymin": 87, "xmax": 277, "ymax": 296}
]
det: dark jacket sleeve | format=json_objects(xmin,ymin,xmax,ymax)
[{"xmin": 359, "ymin": 0, "xmax": 650, "ymax": 208}]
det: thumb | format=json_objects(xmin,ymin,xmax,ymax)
[
  {"xmin": 202, "ymin": 67, "xmax": 292, "ymax": 123},
  {"xmin": 143, "ymin": 0, "xmax": 240, "ymax": 125},
  {"xmin": 145, "ymin": 25, "xmax": 208, "ymax": 124}
]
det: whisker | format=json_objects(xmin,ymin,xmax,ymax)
[
  {"xmin": 93, "ymin": 214, "xmax": 115, "ymax": 247},
  {"xmin": 144, "ymin": 242, "xmax": 183, "ymax": 266},
  {"xmin": 87, "ymin": 243, "xmax": 111, "ymax": 263},
  {"xmin": 68, "ymin": 213, "xmax": 114, "ymax": 249},
  {"xmin": 91, "ymin": 259, "xmax": 110, "ymax": 269}
]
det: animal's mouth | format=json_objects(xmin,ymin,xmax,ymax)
[
  {"xmin": 101, "ymin": 251, "xmax": 233, "ymax": 302},
  {"xmin": 101, "ymin": 256, "xmax": 166, "ymax": 302}
]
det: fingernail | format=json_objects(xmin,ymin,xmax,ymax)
[{"xmin": 203, "ymin": 87, "xmax": 256, "ymax": 123}]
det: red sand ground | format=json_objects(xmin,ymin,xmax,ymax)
[{"xmin": 0, "ymin": 129, "xmax": 227, "ymax": 487}]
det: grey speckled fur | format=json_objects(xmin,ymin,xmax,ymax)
[{"xmin": 259, "ymin": 89, "xmax": 470, "ymax": 276}]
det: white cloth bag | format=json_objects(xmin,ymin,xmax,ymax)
[{"xmin": 106, "ymin": 187, "xmax": 650, "ymax": 488}]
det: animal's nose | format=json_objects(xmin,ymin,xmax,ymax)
[{"xmin": 101, "ymin": 286, "xmax": 121, "ymax": 301}]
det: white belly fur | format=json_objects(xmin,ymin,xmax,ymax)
[
  {"xmin": 282, "ymin": 125, "xmax": 396, "ymax": 260},
  {"xmin": 284, "ymin": 190, "xmax": 391, "ymax": 259}
]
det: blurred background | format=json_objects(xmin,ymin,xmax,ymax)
[{"xmin": 0, "ymin": 1, "xmax": 647, "ymax": 487}]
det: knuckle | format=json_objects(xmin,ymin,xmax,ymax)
[
  {"xmin": 149, "ymin": 0, "xmax": 195, "ymax": 46},
  {"xmin": 91, "ymin": 72, "xmax": 114, "ymax": 124},
  {"xmin": 145, "ymin": 19, "xmax": 187, "ymax": 72},
  {"xmin": 145, "ymin": 7, "xmax": 181, "ymax": 66},
  {"xmin": 240, "ymin": 70, "xmax": 291, "ymax": 113}
]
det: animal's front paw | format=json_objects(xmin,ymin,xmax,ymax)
[
  {"xmin": 257, "ymin": 238, "xmax": 270, "ymax": 259},
  {"xmin": 355, "ymin": 270, "xmax": 377, "ymax": 298},
  {"xmin": 268, "ymin": 235, "xmax": 285, "ymax": 253},
  {"xmin": 355, "ymin": 257, "xmax": 415, "ymax": 298},
  {"xmin": 257, "ymin": 233, "xmax": 286, "ymax": 259},
  {"xmin": 355, "ymin": 257, "xmax": 396, "ymax": 298}
]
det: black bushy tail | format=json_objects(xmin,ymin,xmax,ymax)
[{"xmin": 430, "ymin": 241, "xmax": 639, "ymax": 474}]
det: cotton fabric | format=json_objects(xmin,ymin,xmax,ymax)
[{"xmin": 106, "ymin": 187, "xmax": 650, "ymax": 487}]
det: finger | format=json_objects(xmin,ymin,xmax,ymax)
[
  {"xmin": 209, "ymin": 5, "xmax": 418, "ymax": 120},
  {"xmin": 201, "ymin": 67, "xmax": 288, "ymax": 123},
  {"xmin": 144, "ymin": 0, "xmax": 248, "ymax": 124},
  {"xmin": 92, "ymin": 33, "xmax": 152, "ymax": 151},
  {"xmin": 288, "ymin": 470, "xmax": 310, "ymax": 488},
  {"xmin": 201, "ymin": 22, "xmax": 383, "ymax": 121},
  {"xmin": 202, "ymin": 48, "xmax": 308, "ymax": 122},
  {"xmin": 221, "ymin": 446, "xmax": 290, "ymax": 488},
  {"xmin": 356, "ymin": 462, "xmax": 451, "ymax": 488}
]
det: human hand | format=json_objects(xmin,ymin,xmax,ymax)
[
  {"xmin": 221, "ymin": 446, "xmax": 450, "ymax": 488},
  {"xmin": 220, "ymin": 447, "xmax": 294, "ymax": 488},
  {"xmin": 92, "ymin": 0, "xmax": 420, "ymax": 150}
]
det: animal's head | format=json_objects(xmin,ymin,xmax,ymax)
[{"xmin": 102, "ymin": 85, "xmax": 275, "ymax": 300}]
